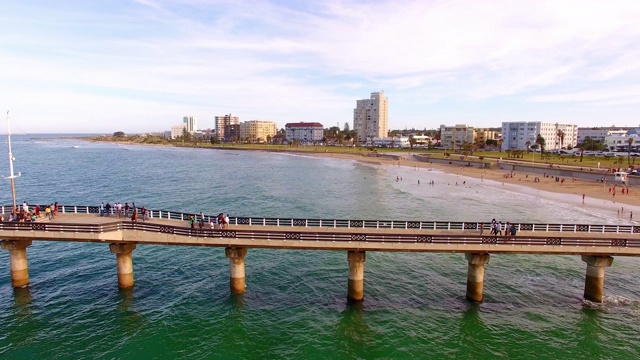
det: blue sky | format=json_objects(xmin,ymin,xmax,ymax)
[{"xmin": 1, "ymin": 0, "xmax": 639, "ymax": 133}]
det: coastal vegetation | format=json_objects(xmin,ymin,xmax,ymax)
[{"xmin": 86, "ymin": 133, "xmax": 633, "ymax": 171}]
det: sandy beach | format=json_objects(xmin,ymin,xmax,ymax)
[{"xmin": 301, "ymin": 150, "xmax": 640, "ymax": 214}]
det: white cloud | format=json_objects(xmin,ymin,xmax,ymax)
[{"xmin": 1, "ymin": 0, "xmax": 639, "ymax": 132}]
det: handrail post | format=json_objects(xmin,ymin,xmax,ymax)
[
  {"xmin": 263, "ymin": 218, "xmax": 265, "ymax": 226},
  {"xmin": 74, "ymin": 206, "xmax": 77, "ymax": 214},
  {"xmin": 277, "ymin": 219, "xmax": 280, "ymax": 227}
]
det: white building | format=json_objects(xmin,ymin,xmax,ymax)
[
  {"xmin": 353, "ymin": 92, "xmax": 388, "ymax": 143},
  {"xmin": 439, "ymin": 124, "xmax": 475, "ymax": 150},
  {"xmin": 501, "ymin": 122, "xmax": 577, "ymax": 151},
  {"xmin": 170, "ymin": 123, "xmax": 186, "ymax": 140},
  {"xmin": 603, "ymin": 133, "xmax": 640, "ymax": 152},
  {"xmin": 411, "ymin": 135, "xmax": 433, "ymax": 146},
  {"xmin": 368, "ymin": 136, "xmax": 410, "ymax": 148},
  {"xmin": 215, "ymin": 114, "xmax": 239, "ymax": 140},
  {"xmin": 183, "ymin": 116, "xmax": 197, "ymax": 133},
  {"xmin": 577, "ymin": 127, "xmax": 629, "ymax": 144},
  {"xmin": 285, "ymin": 122, "xmax": 324, "ymax": 143}
]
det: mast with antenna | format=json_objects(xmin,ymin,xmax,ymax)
[{"xmin": 4, "ymin": 111, "xmax": 21, "ymax": 210}]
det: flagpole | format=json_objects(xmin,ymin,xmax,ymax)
[{"xmin": 5, "ymin": 111, "xmax": 20, "ymax": 210}]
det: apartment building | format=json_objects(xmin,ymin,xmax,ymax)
[
  {"xmin": 501, "ymin": 122, "xmax": 577, "ymax": 151},
  {"xmin": 183, "ymin": 116, "xmax": 197, "ymax": 133},
  {"xmin": 215, "ymin": 114, "xmax": 239, "ymax": 140},
  {"xmin": 439, "ymin": 124, "xmax": 475, "ymax": 149},
  {"xmin": 353, "ymin": 92, "xmax": 388, "ymax": 143},
  {"xmin": 285, "ymin": 122, "xmax": 324, "ymax": 143},
  {"xmin": 239, "ymin": 120, "xmax": 278, "ymax": 143},
  {"xmin": 474, "ymin": 128, "xmax": 500, "ymax": 144}
]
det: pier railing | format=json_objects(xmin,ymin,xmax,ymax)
[
  {"xmin": 1, "ymin": 220, "xmax": 639, "ymax": 250},
  {"xmin": 2, "ymin": 204, "xmax": 639, "ymax": 235}
]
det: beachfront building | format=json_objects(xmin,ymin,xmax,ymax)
[
  {"xmin": 183, "ymin": 116, "xmax": 198, "ymax": 133},
  {"xmin": 285, "ymin": 122, "xmax": 324, "ymax": 143},
  {"xmin": 410, "ymin": 135, "xmax": 433, "ymax": 147},
  {"xmin": 170, "ymin": 123, "xmax": 186, "ymax": 140},
  {"xmin": 239, "ymin": 120, "xmax": 278, "ymax": 143},
  {"xmin": 439, "ymin": 124, "xmax": 475, "ymax": 150},
  {"xmin": 603, "ymin": 133, "xmax": 640, "ymax": 152},
  {"xmin": 353, "ymin": 92, "xmax": 388, "ymax": 144},
  {"xmin": 474, "ymin": 128, "xmax": 500, "ymax": 144},
  {"xmin": 368, "ymin": 136, "xmax": 410, "ymax": 148},
  {"xmin": 577, "ymin": 127, "xmax": 630, "ymax": 144},
  {"xmin": 501, "ymin": 122, "xmax": 578, "ymax": 151},
  {"xmin": 215, "ymin": 114, "xmax": 239, "ymax": 141},
  {"xmin": 225, "ymin": 124, "xmax": 241, "ymax": 142}
]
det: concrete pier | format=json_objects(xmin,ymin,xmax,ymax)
[
  {"xmin": 109, "ymin": 243, "xmax": 137, "ymax": 288},
  {"xmin": 465, "ymin": 253, "xmax": 490, "ymax": 302},
  {"xmin": 225, "ymin": 247, "xmax": 247, "ymax": 294},
  {"xmin": 1, "ymin": 240, "xmax": 32, "ymax": 287},
  {"xmin": 582, "ymin": 255, "xmax": 613, "ymax": 302},
  {"xmin": 348, "ymin": 251, "xmax": 366, "ymax": 301}
]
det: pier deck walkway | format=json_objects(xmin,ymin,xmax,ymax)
[{"xmin": 1, "ymin": 205, "xmax": 638, "ymax": 303}]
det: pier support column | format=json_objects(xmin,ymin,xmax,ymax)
[
  {"xmin": 465, "ymin": 253, "xmax": 490, "ymax": 302},
  {"xmin": 348, "ymin": 251, "xmax": 366, "ymax": 301},
  {"xmin": 1, "ymin": 240, "xmax": 33, "ymax": 287},
  {"xmin": 582, "ymin": 255, "xmax": 613, "ymax": 302},
  {"xmin": 225, "ymin": 247, "xmax": 247, "ymax": 294},
  {"xmin": 109, "ymin": 243, "xmax": 137, "ymax": 289}
]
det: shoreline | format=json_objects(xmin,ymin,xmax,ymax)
[
  {"xmin": 298, "ymin": 150, "xmax": 640, "ymax": 211},
  {"xmin": 83, "ymin": 139, "xmax": 640, "ymax": 212}
]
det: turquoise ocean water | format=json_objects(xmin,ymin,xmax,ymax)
[{"xmin": 1, "ymin": 135, "xmax": 639, "ymax": 359}]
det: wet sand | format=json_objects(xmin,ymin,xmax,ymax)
[{"xmin": 303, "ymin": 151, "xmax": 640, "ymax": 214}]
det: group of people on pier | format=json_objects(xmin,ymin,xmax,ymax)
[
  {"xmin": 479, "ymin": 219, "xmax": 518, "ymax": 238},
  {"xmin": 99, "ymin": 202, "xmax": 148, "ymax": 222},
  {"xmin": 0, "ymin": 201, "xmax": 59, "ymax": 222}
]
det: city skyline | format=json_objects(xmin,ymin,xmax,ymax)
[{"xmin": 1, "ymin": 1, "xmax": 640, "ymax": 134}]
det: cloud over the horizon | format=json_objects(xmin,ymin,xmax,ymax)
[{"xmin": 1, "ymin": 0, "xmax": 639, "ymax": 133}]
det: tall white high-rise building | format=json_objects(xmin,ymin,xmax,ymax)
[
  {"xmin": 215, "ymin": 114, "xmax": 239, "ymax": 140},
  {"xmin": 501, "ymin": 122, "xmax": 577, "ymax": 151},
  {"xmin": 183, "ymin": 116, "xmax": 197, "ymax": 133},
  {"xmin": 353, "ymin": 92, "xmax": 388, "ymax": 143}
]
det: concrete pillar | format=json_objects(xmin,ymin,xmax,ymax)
[
  {"xmin": 582, "ymin": 255, "xmax": 613, "ymax": 302},
  {"xmin": 348, "ymin": 251, "xmax": 366, "ymax": 301},
  {"xmin": 109, "ymin": 243, "xmax": 137, "ymax": 288},
  {"xmin": 465, "ymin": 253, "xmax": 490, "ymax": 302},
  {"xmin": 225, "ymin": 247, "xmax": 247, "ymax": 294},
  {"xmin": 1, "ymin": 240, "xmax": 33, "ymax": 287}
]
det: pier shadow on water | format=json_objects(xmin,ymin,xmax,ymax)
[
  {"xmin": 13, "ymin": 286, "xmax": 32, "ymax": 315},
  {"xmin": 335, "ymin": 300, "xmax": 375, "ymax": 358},
  {"xmin": 117, "ymin": 287, "xmax": 133, "ymax": 312}
]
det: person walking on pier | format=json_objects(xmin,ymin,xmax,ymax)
[
  {"xmin": 131, "ymin": 208, "xmax": 138, "ymax": 224},
  {"xmin": 124, "ymin": 203, "xmax": 130, "ymax": 218},
  {"xmin": 141, "ymin": 206, "xmax": 147, "ymax": 221},
  {"xmin": 99, "ymin": 202, "xmax": 105, "ymax": 217},
  {"xmin": 479, "ymin": 223, "xmax": 485, "ymax": 235},
  {"xmin": 105, "ymin": 202, "xmax": 112, "ymax": 216},
  {"xmin": 54, "ymin": 202, "xmax": 59, "ymax": 217}
]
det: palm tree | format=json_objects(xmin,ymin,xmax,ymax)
[
  {"xmin": 535, "ymin": 134, "xmax": 546, "ymax": 154},
  {"xmin": 628, "ymin": 137, "xmax": 634, "ymax": 165},
  {"xmin": 556, "ymin": 129, "xmax": 565, "ymax": 151}
]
